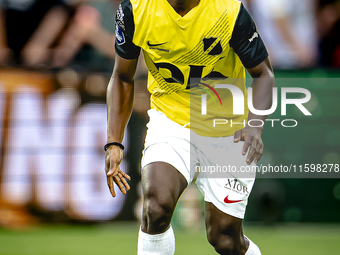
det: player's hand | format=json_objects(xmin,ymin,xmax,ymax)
[
  {"xmin": 234, "ymin": 126, "xmax": 263, "ymax": 165},
  {"xmin": 105, "ymin": 146, "xmax": 131, "ymax": 197}
]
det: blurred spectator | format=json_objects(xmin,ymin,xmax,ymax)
[
  {"xmin": 245, "ymin": 0, "xmax": 318, "ymax": 69},
  {"xmin": 52, "ymin": 0, "xmax": 118, "ymax": 68},
  {"xmin": 0, "ymin": 0, "xmax": 70, "ymax": 67},
  {"xmin": 317, "ymin": 0, "xmax": 340, "ymax": 67},
  {"xmin": 65, "ymin": 0, "xmax": 148, "ymax": 75},
  {"xmin": 0, "ymin": 0, "xmax": 118, "ymax": 68}
]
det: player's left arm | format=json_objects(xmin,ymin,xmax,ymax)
[
  {"xmin": 230, "ymin": 3, "xmax": 275, "ymax": 165},
  {"xmin": 234, "ymin": 58, "xmax": 274, "ymax": 165}
]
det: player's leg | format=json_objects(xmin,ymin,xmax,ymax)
[
  {"xmin": 141, "ymin": 161, "xmax": 187, "ymax": 233},
  {"xmin": 138, "ymin": 161, "xmax": 188, "ymax": 255},
  {"xmin": 138, "ymin": 109, "xmax": 191, "ymax": 254},
  {"xmin": 205, "ymin": 202, "xmax": 261, "ymax": 255},
  {"xmin": 195, "ymin": 135, "xmax": 261, "ymax": 254}
]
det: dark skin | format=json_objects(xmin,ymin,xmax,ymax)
[
  {"xmin": 234, "ymin": 58, "xmax": 274, "ymax": 165},
  {"xmin": 106, "ymin": 57, "xmax": 273, "ymax": 255},
  {"xmin": 167, "ymin": 0, "xmax": 200, "ymax": 16},
  {"xmin": 105, "ymin": 55, "xmax": 137, "ymax": 197},
  {"xmin": 106, "ymin": 1, "xmax": 274, "ymax": 254},
  {"xmin": 105, "ymin": 55, "xmax": 274, "ymax": 197}
]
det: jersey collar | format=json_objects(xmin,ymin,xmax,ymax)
[{"xmin": 160, "ymin": 0, "xmax": 207, "ymax": 27}]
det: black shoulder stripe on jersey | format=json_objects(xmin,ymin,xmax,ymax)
[
  {"xmin": 229, "ymin": 3, "xmax": 268, "ymax": 69},
  {"xmin": 115, "ymin": 0, "xmax": 140, "ymax": 59},
  {"xmin": 119, "ymin": 0, "xmax": 134, "ymax": 39}
]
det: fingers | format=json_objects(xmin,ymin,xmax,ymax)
[
  {"xmin": 118, "ymin": 172, "xmax": 130, "ymax": 191},
  {"xmin": 107, "ymin": 166, "xmax": 130, "ymax": 197},
  {"xmin": 245, "ymin": 137, "xmax": 263, "ymax": 165},
  {"xmin": 238, "ymin": 127, "xmax": 264, "ymax": 165},
  {"xmin": 246, "ymin": 138, "xmax": 258, "ymax": 165},
  {"xmin": 107, "ymin": 175, "xmax": 116, "ymax": 197},
  {"xmin": 112, "ymin": 170, "xmax": 131, "ymax": 195},
  {"xmin": 120, "ymin": 171, "xmax": 131, "ymax": 181},
  {"xmin": 234, "ymin": 130, "xmax": 242, "ymax": 143},
  {"xmin": 115, "ymin": 171, "xmax": 130, "ymax": 193},
  {"xmin": 113, "ymin": 175, "xmax": 126, "ymax": 195},
  {"xmin": 242, "ymin": 138, "xmax": 251, "ymax": 156},
  {"xmin": 106, "ymin": 158, "xmax": 119, "ymax": 197},
  {"xmin": 254, "ymin": 143, "xmax": 264, "ymax": 164}
]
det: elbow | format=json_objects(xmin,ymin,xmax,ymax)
[
  {"xmin": 260, "ymin": 70, "xmax": 275, "ymax": 84},
  {"xmin": 259, "ymin": 71, "xmax": 275, "ymax": 90},
  {"xmin": 113, "ymin": 72, "xmax": 135, "ymax": 85},
  {"xmin": 258, "ymin": 62, "xmax": 275, "ymax": 87}
]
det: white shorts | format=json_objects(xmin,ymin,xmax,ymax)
[{"xmin": 141, "ymin": 109, "xmax": 256, "ymax": 219}]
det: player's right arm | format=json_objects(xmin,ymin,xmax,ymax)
[
  {"xmin": 106, "ymin": 0, "xmax": 141, "ymax": 197},
  {"xmin": 106, "ymin": 55, "xmax": 138, "ymax": 198}
]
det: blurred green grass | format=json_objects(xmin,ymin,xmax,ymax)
[{"xmin": 0, "ymin": 223, "xmax": 339, "ymax": 255}]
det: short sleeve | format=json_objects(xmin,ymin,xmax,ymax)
[
  {"xmin": 115, "ymin": 0, "xmax": 140, "ymax": 60},
  {"xmin": 229, "ymin": 3, "xmax": 268, "ymax": 69}
]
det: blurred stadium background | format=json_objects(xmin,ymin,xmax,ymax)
[{"xmin": 0, "ymin": 0, "xmax": 339, "ymax": 254}]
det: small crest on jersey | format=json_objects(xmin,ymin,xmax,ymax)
[
  {"xmin": 116, "ymin": 24, "xmax": 126, "ymax": 45},
  {"xmin": 116, "ymin": 4, "xmax": 125, "ymax": 31},
  {"xmin": 248, "ymin": 32, "xmax": 258, "ymax": 43},
  {"xmin": 203, "ymin": 37, "xmax": 223, "ymax": 56}
]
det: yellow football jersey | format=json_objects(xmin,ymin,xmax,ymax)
[{"xmin": 115, "ymin": 0, "xmax": 268, "ymax": 137}]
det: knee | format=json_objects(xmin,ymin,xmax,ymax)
[
  {"xmin": 207, "ymin": 234, "xmax": 238, "ymax": 255},
  {"xmin": 207, "ymin": 229, "xmax": 246, "ymax": 255},
  {"xmin": 142, "ymin": 194, "xmax": 175, "ymax": 234}
]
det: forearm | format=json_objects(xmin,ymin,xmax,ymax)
[
  {"xmin": 247, "ymin": 72, "xmax": 275, "ymax": 131},
  {"xmin": 105, "ymin": 55, "xmax": 137, "ymax": 197},
  {"xmin": 107, "ymin": 74, "xmax": 134, "ymax": 143}
]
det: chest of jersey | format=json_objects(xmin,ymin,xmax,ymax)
[{"xmin": 131, "ymin": 0, "xmax": 243, "ymax": 92}]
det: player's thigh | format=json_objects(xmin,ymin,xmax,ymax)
[
  {"xmin": 142, "ymin": 162, "xmax": 188, "ymax": 218},
  {"xmin": 142, "ymin": 162, "xmax": 187, "ymax": 201}
]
